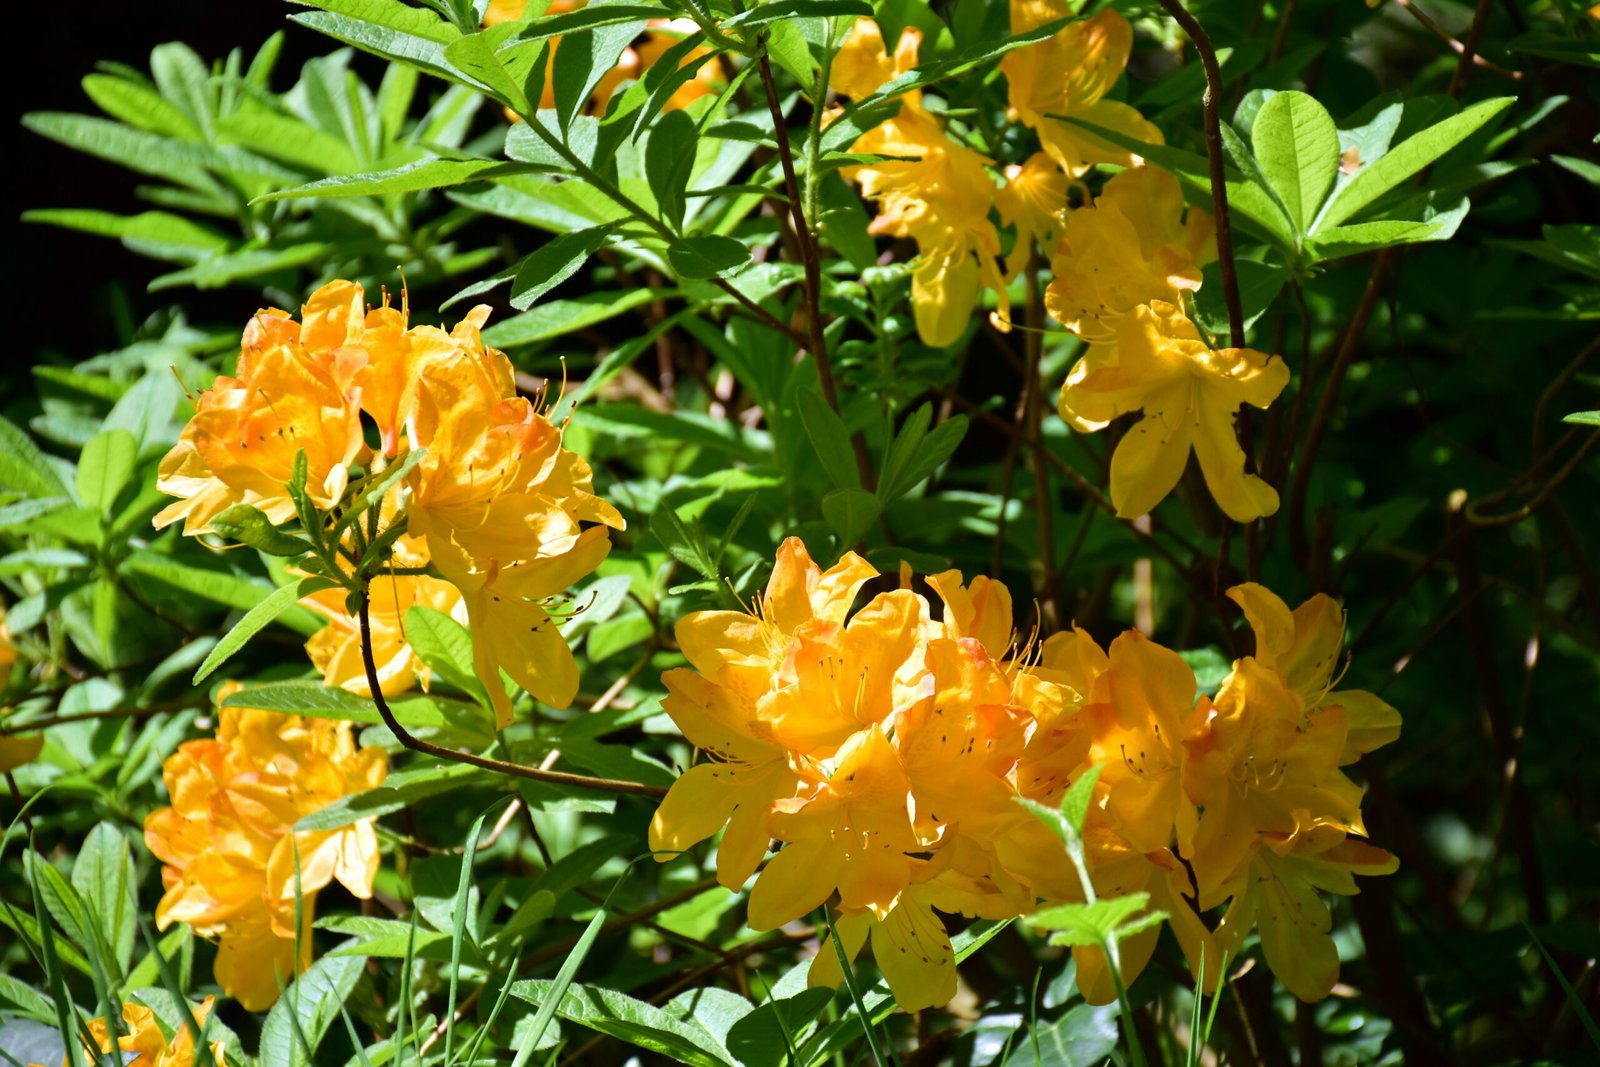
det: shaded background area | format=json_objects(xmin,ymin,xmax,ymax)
[{"xmin": 9, "ymin": 2, "xmax": 325, "ymax": 383}]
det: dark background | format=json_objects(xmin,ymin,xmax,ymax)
[{"xmin": 9, "ymin": 2, "xmax": 331, "ymax": 376}]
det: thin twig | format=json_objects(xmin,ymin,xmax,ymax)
[
  {"xmin": 755, "ymin": 49, "xmax": 875, "ymax": 489},
  {"xmin": 1024, "ymin": 257, "xmax": 1060, "ymax": 629},
  {"xmin": 1156, "ymin": 0, "xmax": 1246, "ymax": 350},
  {"xmin": 357, "ymin": 586, "xmax": 666, "ymax": 798},
  {"xmin": 1393, "ymin": 0, "xmax": 1521, "ymax": 82}
]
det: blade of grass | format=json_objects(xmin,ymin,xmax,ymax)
[
  {"xmin": 823, "ymin": 906, "xmax": 889, "ymax": 1067},
  {"xmin": 444, "ymin": 803, "xmax": 498, "ymax": 1065},
  {"xmin": 1525, "ymin": 922, "xmax": 1600, "ymax": 1050},
  {"xmin": 28, "ymin": 840, "xmax": 89, "ymax": 1067},
  {"xmin": 339, "ymin": 1001, "xmax": 377, "ymax": 1067}
]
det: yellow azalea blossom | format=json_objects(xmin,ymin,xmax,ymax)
[
  {"xmin": 1083, "ymin": 629, "xmax": 1203, "ymax": 854},
  {"xmin": 833, "ymin": 20, "xmax": 1006, "ymax": 347},
  {"xmin": 995, "ymin": 151, "xmax": 1071, "ymax": 282},
  {"xmin": 650, "ymin": 539, "xmax": 878, "ymax": 888},
  {"xmin": 1058, "ymin": 300, "xmax": 1289, "ymax": 521},
  {"xmin": 1000, "ymin": 4, "xmax": 1162, "ymax": 176},
  {"xmin": 154, "ymin": 307, "xmax": 364, "ymax": 536},
  {"xmin": 1225, "ymin": 582, "xmax": 1402, "ymax": 762},
  {"xmin": 145, "ymin": 687, "xmax": 388, "ymax": 1010},
  {"xmin": 1210, "ymin": 813, "xmax": 1398, "ymax": 1001},
  {"xmin": 396, "ymin": 313, "xmax": 622, "ymax": 720},
  {"xmin": 56, "ymin": 997, "xmax": 227, "ymax": 1067},
  {"xmin": 0, "ymin": 733, "xmax": 43, "ymax": 774},
  {"xmin": 1045, "ymin": 165, "xmax": 1215, "ymax": 344}
]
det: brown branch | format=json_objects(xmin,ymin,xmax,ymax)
[
  {"xmin": 356, "ymin": 586, "xmax": 667, "ymax": 798},
  {"xmin": 1393, "ymin": 0, "xmax": 1522, "ymax": 84},
  {"xmin": 1447, "ymin": 0, "xmax": 1507, "ymax": 95},
  {"xmin": 756, "ymin": 48, "xmax": 875, "ymax": 490},
  {"xmin": 1024, "ymin": 258, "xmax": 1059, "ymax": 629},
  {"xmin": 1157, "ymin": 0, "xmax": 1246, "ymax": 351}
]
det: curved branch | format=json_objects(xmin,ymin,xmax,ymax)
[
  {"xmin": 1156, "ymin": 0, "xmax": 1246, "ymax": 350},
  {"xmin": 356, "ymin": 585, "xmax": 667, "ymax": 798}
]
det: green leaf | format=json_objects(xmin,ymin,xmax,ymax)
[
  {"xmin": 221, "ymin": 681, "xmax": 476, "ymax": 733},
  {"xmin": 645, "ymin": 109, "xmax": 698, "ymax": 230},
  {"xmin": 1030, "ymin": 893, "xmax": 1159, "ymax": 947},
  {"xmin": 405, "ymin": 605, "xmax": 490, "ymax": 704},
  {"xmin": 259, "ymin": 954, "xmax": 364, "ymax": 1067},
  {"xmin": 517, "ymin": 4, "xmax": 670, "ymax": 40},
  {"xmin": 723, "ymin": 0, "xmax": 871, "ymax": 26},
  {"xmin": 22, "ymin": 209, "xmax": 229, "ymax": 260},
  {"xmin": 74, "ymin": 430, "xmax": 137, "ymax": 520},
  {"xmin": 81, "ymin": 72, "xmax": 200, "ymax": 138},
  {"xmin": 484, "ymin": 289, "xmax": 660, "ymax": 346},
  {"xmin": 71, "ymin": 824, "xmax": 138, "ymax": 973},
  {"xmin": 551, "ymin": 17, "xmax": 647, "ymax": 129},
  {"xmin": 796, "ymin": 387, "xmax": 861, "ymax": 490},
  {"xmin": 651, "ymin": 505, "xmax": 719, "ymax": 580},
  {"xmin": 192, "ymin": 576, "xmax": 336, "ymax": 683},
  {"xmin": 822, "ymin": 488, "xmax": 880, "ymax": 547},
  {"xmin": 120, "ymin": 554, "xmax": 324, "ymax": 634},
  {"xmin": 1192, "ymin": 259, "xmax": 1287, "ymax": 337},
  {"xmin": 511, "ymin": 225, "xmax": 612, "ymax": 310},
  {"xmin": 209, "ymin": 504, "xmax": 312, "ymax": 557},
  {"xmin": 667, "ymin": 234, "xmax": 751, "ymax": 278},
  {"xmin": 510, "ymin": 981, "xmax": 737, "ymax": 1067},
  {"xmin": 297, "ymin": 762, "xmax": 492, "ymax": 831},
  {"xmin": 252, "ymin": 157, "xmax": 551, "ymax": 203},
  {"xmin": 1566, "ymin": 411, "xmax": 1600, "ymax": 426},
  {"xmin": 1002, "ymin": 1003, "xmax": 1120, "ymax": 1067},
  {"xmin": 1251, "ymin": 90, "xmax": 1340, "ymax": 236},
  {"xmin": 0, "ymin": 414, "xmax": 69, "ymax": 499},
  {"xmin": 1314, "ymin": 96, "xmax": 1514, "ymax": 232},
  {"xmin": 1060, "ymin": 763, "xmax": 1104, "ymax": 836},
  {"xmin": 880, "ymin": 408, "xmax": 967, "ymax": 503},
  {"xmin": 445, "ymin": 31, "xmax": 530, "ymax": 110},
  {"xmin": 1306, "ymin": 198, "xmax": 1470, "ymax": 259},
  {"xmin": 22, "ymin": 112, "xmax": 219, "ymax": 194}
]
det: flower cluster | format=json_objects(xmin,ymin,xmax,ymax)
[
  {"xmin": 1048, "ymin": 167, "xmax": 1288, "ymax": 522},
  {"xmin": 833, "ymin": 5, "xmax": 1291, "ymax": 522},
  {"xmin": 154, "ymin": 279, "xmax": 625, "ymax": 726},
  {"xmin": 35, "ymin": 997, "xmax": 226, "ymax": 1067},
  {"xmin": 651, "ymin": 539, "xmax": 1399, "ymax": 1009},
  {"xmin": 143, "ymin": 684, "xmax": 388, "ymax": 1010},
  {"xmin": 833, "ymin": 4, "xmax": 1155, "ymax": 348}
]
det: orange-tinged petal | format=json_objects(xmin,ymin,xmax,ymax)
[{"xmin": 806, "ymin": 910, "xmax": 872, "ymax": 992}]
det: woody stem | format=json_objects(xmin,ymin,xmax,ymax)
[
  {"xmin": 1156, "ymin": 0, "xmax": 1246, "ymax": 351},
  {"xmin": 356, "ymin": 583, "xmax": 666, "ymax": 798},
  {"xmin": 756, "ymin": 47, "xmax": 876, "ymax": 490}
]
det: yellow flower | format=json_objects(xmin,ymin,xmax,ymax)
[
  {"xmin": 145, "ymin": 687, "xmax": 388, "ymax": 1010},
  {"xmin": 65, "ymin": 997, "xmax": 226, "ymax": 1067},
  {"xmin": 1045, "ymin": 166, "xmax": 1214, "ymax": 344},
  {"xmin": 1210, "ymin": 814, "xmax": 1397, "ymax": 1002},
  {"xmin": 154, "ymin": 304, "xmax": 365, "ymax": 536},
  {"xmin": 1058, "ymin": 301, "xmax": 1289, "ymax": 521},
  {"xmin": 995, "ymin": 151, "xmax": 1070, "ymax": 282},
  {"xmin": 399, "ymin": 319, "xmax": 623, "ymax": 722},
  {"xmin": 649, "ymin": 538, "xmax": 877, "ymax": 888},
  {"xmin": 1225, "ymin": 583, "xmax": 1402, "ymax": 762},
  {"xmin": 0, "ymin": 733, "xmax": 42, "ymax": 773},
  {"xmin": 833, "ymin": 20, "xmax": 1006, "ymax": 347},
  {"xmin": 1000, "ymin": 5, "xmax": 1162, "ymax": 176}
]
